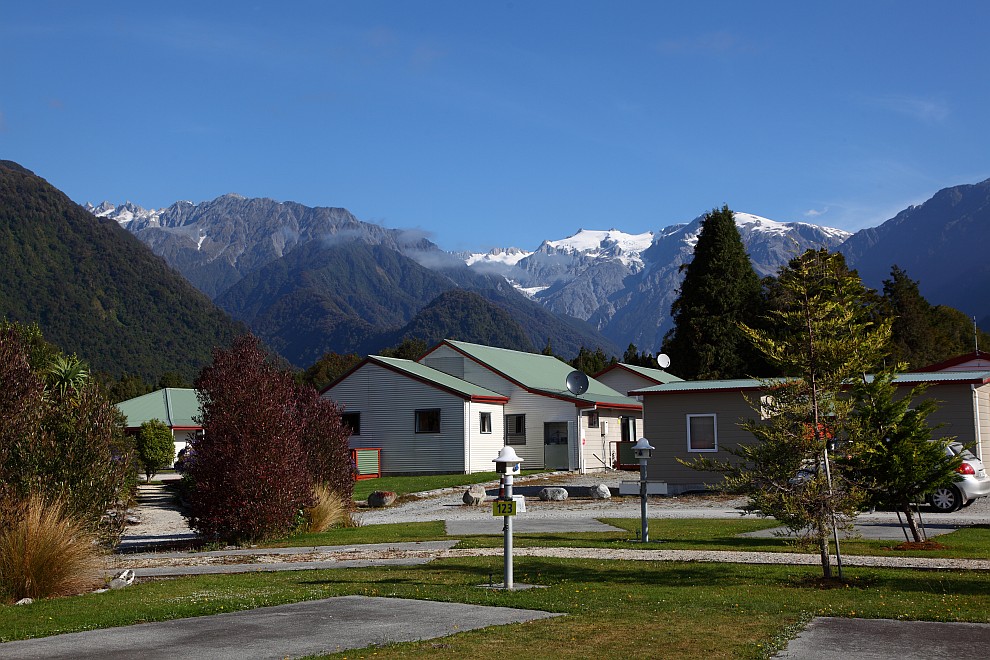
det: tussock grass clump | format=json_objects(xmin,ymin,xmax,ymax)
[
  {"xmin": 0, "ymin": 495, "xmax": 102, "ymax": 602},
  {"xmin": 302, "ymin": 483, "xmax": 355, "ymax": 533}
]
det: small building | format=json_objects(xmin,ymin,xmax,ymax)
[
  {"xmin": 323, "ymin": 355, "xmax": 509, "ymax": 476},
  {"xmin": 323, "ymin": 339, "xmax": 643, "ymax": 475},
  {"xmin": 115, "ymin": 388, "xmax": 201, "ymax": 466},
  {"xmin": 594, "ymin": 363, "xmax": 683, "ymax": 397},
  {"xmin": 634, "ymin": 370, "xmax": 990, "ymax": 494}
]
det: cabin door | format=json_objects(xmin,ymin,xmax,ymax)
[{"xmin": 544, "ymin": 422, "xmax": 569, "ymax": 470}]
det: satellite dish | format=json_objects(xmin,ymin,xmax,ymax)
[
  {"xmin": 656, "ymin": 354, "xmax": 671, "ymax": 369},
  {"xmin": 565, "ymin": 370, "xmax": 589, "ymax": 396}
]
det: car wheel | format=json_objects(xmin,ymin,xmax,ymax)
[{"xmin": 928, "ymin": 485, "xmax": 964, "ymax": 512}]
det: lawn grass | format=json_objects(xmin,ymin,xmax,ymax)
[
  {"xmin": 2, "ymin": 557, "xmax": 988, "ymax": 659},
  {"xmin": 352, "ymin": 471, "xmax": 543, "ymax": 501}
]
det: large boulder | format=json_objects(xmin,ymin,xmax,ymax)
[
  {"xmin": 538, "ymin": 487, "xmax": 569, "ymax": 501},
  {"xmin": 367, "ymin": 490, "xmax": 397, "ymax": 508},
  {"xmin": 589, "ymin": 483, "xmax": 611, "ymax": 499},
  {"xmin": 462, "ymin": 484, "xmax": 488, "ymax": 506}
]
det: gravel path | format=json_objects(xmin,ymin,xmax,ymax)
[{"xmin": 111, "ymin": 471, "xmax": 990, "ymax": 575}]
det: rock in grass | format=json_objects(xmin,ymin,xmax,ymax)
[
  {"xmin": 368, "ymin": 490, "xmax": 398, "ymax": 508},
  {"xmin": 539, "ymin": 487, "xmax": 569, "ymax": 501},
  {"xmin": 462, "ymin": 484, "xmax": 487, "ymax": 506}
]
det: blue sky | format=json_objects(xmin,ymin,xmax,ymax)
[{"xmin": 3, "ymin": 1, "xmax": 988, "ymax": 252}]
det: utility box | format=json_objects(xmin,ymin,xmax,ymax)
[{"xmin": 619, "ymin": 480, "xmax": 668, "ymax": 496}]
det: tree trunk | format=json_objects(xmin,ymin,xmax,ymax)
[
  {"xmin": 902, "ymin": 506, "xmax": 925, "ymax": 543},
  {"xmin": 817, "ymin": 522, "xmax": 832, "ymax": 579}
]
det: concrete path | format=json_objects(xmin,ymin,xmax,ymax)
[
  {"xmin": 774, "ymin": 617, "xmax": 990, "ymax": 659},
  {"xmin": 0, "ymin": 595, "xmax": 561, "ymax": 660}
]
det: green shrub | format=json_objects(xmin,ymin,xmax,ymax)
[
  {"xmin": 0, "ymin": 326, "xmax": 136, "ymax": 546},
  {"xmin": 136, "ymin": 419, "xmax": 175, "ymax": 482}
]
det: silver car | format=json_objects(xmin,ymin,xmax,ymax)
[{"xmin": 927, "ymin": 442, "xmax": 990, "ymax": 512}]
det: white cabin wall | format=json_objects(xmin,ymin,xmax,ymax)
[{"xmin": 323, "ymin": 363, "xmax": 467, "ymax": 474}]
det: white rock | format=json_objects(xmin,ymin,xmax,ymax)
[
  {"xmin": 539, "ymin": 487, "xmax": 569, "ymax": 502},
  {"xmin": 589, "ymin": 484, "xmax": 612, "ymax": 499}
]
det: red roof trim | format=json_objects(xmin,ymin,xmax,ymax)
[
  {"xmin": 594, "ymin": 363, "xmax": 666, "ymax": 386},
  {"xmin": 470, "ymin": 395, "xmax": 511, "ymax": 404},
  {"xmin": 916, "ymin": 352, "xmax": 988, "ymax": 373}
]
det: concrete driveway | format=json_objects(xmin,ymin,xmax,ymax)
[{"xmin": 0, "ymin": 596, "xmax": 561, "ymax": 660}]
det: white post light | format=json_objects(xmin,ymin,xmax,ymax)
[
  {"xmin": 633, "ymin": 437, "xmax": 654, "ymax": 543},
  {"xmin": 493, "ymin": 446, "xmax": 523, "ymax": 589}
]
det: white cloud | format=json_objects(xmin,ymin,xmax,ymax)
[
  {"xmin": 867, "ymin": 94, "xmax": 950, "ymax": 123},
  {"xmin": 804, "ymin": 207, "xmax": 827, "ymax": 218}
]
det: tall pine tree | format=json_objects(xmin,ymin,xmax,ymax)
[{"xmin": 661, "ymin": 206, "xmax": 764, "ymax": 379}]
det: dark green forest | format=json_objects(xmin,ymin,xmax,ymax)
[{"xmin": 0, "ymin": 161, "xmax": 245, "ymax": 384}]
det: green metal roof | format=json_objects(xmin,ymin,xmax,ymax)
[
  {"xmin": 370, "ymin": 356, "xmax": 508, "ymax": 402},
  {"xmin": 116, "ymin": 388, "xmax": 201, "ymax": 429},
  {"xmin": 442, "ymin": 340, "xmax": 641, "ymax": 409},
  {"xmin": 633, "ymin": 371, "xmax": 990, "ymax": 395},
  {"xmin": 603, "ymin": 363, "xmax": 683, "ymax": 384}
]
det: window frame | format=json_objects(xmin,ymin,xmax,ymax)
[
  {"xmin": 341, "ymin": 412, "xmax": 361, "ymax": 436},
  {"xmin": 686, "ymin": 413, "xmax": 717, "ymax": 452},
  {"xmin": 586, "ymin": 411, "xmax": 600, "ymax": 428},
  {"xmin": 415, "ymin": 408, "xmax": 441, "ymax": 434},
  {"xmin": 480, "ymin": 411, "xmax": 492, "ymax": 434},
  {"xmin": 505, "ymin": 413, "xmax": 526, "ymax": 445}
]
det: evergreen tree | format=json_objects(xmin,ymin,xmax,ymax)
[
  {"xmin": 846, "ymin": 369, "xmax": 959, "ymax": 541},
  {"xmin": 380, "ymin": 337, "xmax": 429, "ymax": 361},
  {"xmin": 301, "ymin": 352, "xmax": 362, "ymax": 390},
  {"xmin": 882, "ymin": 266, "xmax": 990, "ymax": 368},
  {"xmin": 883, "ymin": 266, "xmax": 946, "ymax": 369},
  {"xmin": 694, "ymin": 249, "xmax": 891, "ymax": 580},
  {"xmin": 661, "ymin": 205, "xmax": 764, "ymax": 379},
  {"xmin": 570, "ymin": 346, "xmax": 616, "ymax": 375}
]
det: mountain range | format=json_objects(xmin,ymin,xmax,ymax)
[
  {"xmin": 86, "ymin": 194, "xmax": 620, "ymax": 364},
  {"xmin": 89, "ymin": 196, "xmax": 855, "ymax": 356},
  {"xmin": 73, "ymin": 173, "xmax": 990, "ymax": 368}
]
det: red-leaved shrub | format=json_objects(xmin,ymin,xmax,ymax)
[{"xmin": 189, "ymin": 335, "xmax": 354, "ymax": 543}]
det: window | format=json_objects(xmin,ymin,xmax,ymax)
[
  {"xmin": 342, "ymin": 412, "xmax": 361, "ymax": 436},
  {"xmin": 480, "ymin": 411, "xmax": 492, "ymax": 434},
  {"xmin": 620, "ymin": 415, "xmax": 637, "ymax": 443},
  {"xmin": 415, "ymin": 409, "xmax": 441, "ymax": 434},
  {"xmin": 687, "ymin": 414, "xmax": 717, "ymax": 452},
  {"xmin": 505, "ymin": 414, "xmax": 526, "ymax": 445},
  {"xmin": 586, "ymin": 411, "xmax": 600, "ymax": 428}
]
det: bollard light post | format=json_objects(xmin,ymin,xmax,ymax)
[
  {"xmin": 493, "ymin": 446, "xmax": 523, "ymax": 589},
  {"xmin": 633, "ymin": 437, "xmax": 654, "ymax": 543}
]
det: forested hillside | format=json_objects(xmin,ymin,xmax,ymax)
[{"xmin": 0, "ymin": 161, "xmax": 245, "ymax": 382}]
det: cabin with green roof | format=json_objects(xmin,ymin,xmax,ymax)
[
  {"xmin": 419, "ymin": 340, "xmax": 642, "ymax": 473},
  {"xmin": 322, "ymin": 340, "xmax": 643, "ymax": 475},
  {"xmin": 115, "ymin": 388, "xmax": 202, "ymax": 466}
]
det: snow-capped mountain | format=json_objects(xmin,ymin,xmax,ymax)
[
  {"xmin": 465, "ymin": 213, "xmax": 850, "ymax": 350},
  {"xmin": 87, "ymin": 198, "xmax": 848, "ymax": 356}
]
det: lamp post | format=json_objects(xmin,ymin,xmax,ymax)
[
  {"xmin": 633, "ymin": 437, "xmax": 654, "ymax": 543},
  {"xmin": 493, "ymin": 446, "xmax": 523, "ymax": 589}
]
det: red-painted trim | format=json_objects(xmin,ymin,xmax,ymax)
[
  {"xmin": 916, "ymin": 352, "xmax": 988, "ymax": 373},
  {"xmin": 470, "ymin": 395, "xmax": 511, "ymax": 404}
]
